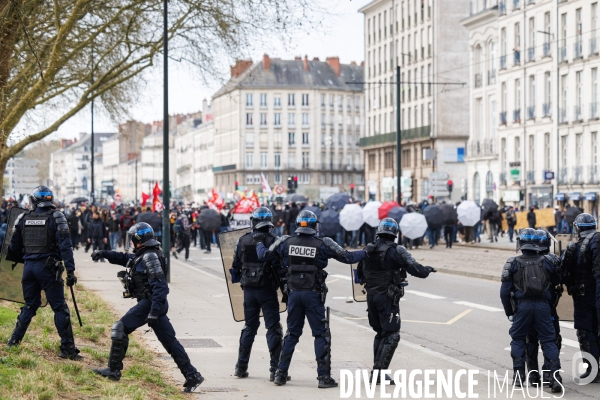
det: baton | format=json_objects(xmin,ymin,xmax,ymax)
[{"xmin": 69, "ymin": 285, "xmax": 83, "ymax": 327}]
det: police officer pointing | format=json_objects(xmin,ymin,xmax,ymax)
[
  {"xmin": 91, "ymin": 222, "xmax": 204, "ymax": 392},
  {"xmin": 500, "ymin": 228, "xmax": 563, "ymax": 392},
  {"xmin": 7, "ymin": 186, "xmax": 82, "ymax": 360},
  {"xmin": 358, "ymin": 218, "xmax": 435, "ymax": 383},
  {"xmin": 232, "ymin": 207, "xmax": 284, "ymax": 381},
  {"xmin": 256, "ymin": 210, "xmax": 367, "ymax": 388}
]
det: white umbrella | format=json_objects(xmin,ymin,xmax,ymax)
[
  {"xmin": 362, "ymin": 201, "xmax": 382, "ymax": 228},
  {"xmin": 457, "ymin": 201, "xmax": 481, "ymax": 227},
  {"xmin": 399, "ymin": 213, "xmax": 428, "ymax": 240},
  {"xmin": 340, "ymin": 204, "xmax": 364, "ymax": 231}
]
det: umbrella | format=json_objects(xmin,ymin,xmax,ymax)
[
  {"xmin": 325, "ymin": 192, "xmax": 351, "ymax": 211},
  {"xmin": 339, "ymin": 204, "xmax": 364, "ymax": 231},
  {"xmin": 482, "ymin": 199, "xmax": 499, "ymax": 216},
  {"xmin": 440, "ymin": 204, "xmax": 458, "ymax": 225},
  {"xmin": 303, "ymin": 205, "xmax": 322, "ymax": 219},
  {"xmin": 378, "ymin": 202, "xmax": 399, "ymax": 219},
  {"xmin": 399, "ymin": 213, "xmax": 428, "ymax": 240},
  {"xmin": 284, "ymin": 194, "xmax": 308, "ymax": 203},
  {"xmin": 362, "ymin": 201, "xmax": 382, "ymax": 228},
  {"xmin": 198, "ymin": 209, "xmax": 221, "ymax": 232},
  {"xmin": 70, "ymin": 197, "xmax": 88, "ymax": 204},
  {"xmin": 423, "ymin": 205, "xmax": 444, "ymax": 229},
  {"xmin": 319, "ymin": 209, "xmax": 341, "ymax": 237},
  {"xmin": 387, "ymin": 207, "xmax": 407, "ymax": 223},
  {"xmin": 457, "ymin": 201, "xmax": 481, "ymax": 227},
  {"xmin": 565, "ymin": 207, "xmax": 582, "ymax": 225}
]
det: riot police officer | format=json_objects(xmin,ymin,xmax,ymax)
[
  {"xmin": 500, "ymin": 229, "xmax": 562, "ymax": 392},
  {"xmin": 91, "ymin": 222, "xmax": 204, "ymax": 392},
  {"xmin": 358, "ymin": 218, "xmax": 436, "ymax": 384},
  {"xmin": 256, "ymin": 210, "xmax": 367, "ymax": 388},
  {"xmin": 232, "ymin": 207, "xmax": 284, "ymax": 381},
  {"xmin": 525, "ymin": 230, "xmax": 563, "ymax": 386},
  {"xmin": 6, "ymin": 186, "xmax": 82, "ymax": 360},
  {"xmin": 561, "ymin": 213, "xmax": 600, "ymax": 382}
]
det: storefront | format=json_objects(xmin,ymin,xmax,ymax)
[
  {"xmin": 583, "ymin": 192, "xmax": 598, "ymax": 218},
  {"xmin": 568, "ymin": 192, "xmax": 582, "ymax": 209},
  {"xmin": 554, "ymin": 192, "xmax": 567, "ymax": 209},
  {"xmin": 529, "ymin": 186, "xmax": 553, "ymax": 209}
]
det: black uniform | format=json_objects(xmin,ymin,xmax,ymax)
[{"xmin": 359, "ymin": 237, "xmax": 431, "ymax": 374}]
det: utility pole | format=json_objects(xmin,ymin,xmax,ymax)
[
  {"xmin": 162, "ymin": 0, "xmax": 171, "ymax": 282},
  {"xmin": 91, "ymin": 46, "xmax": 95, "ymax": 204},
  {"xmin": 396, "ymin": 65, "xmax": 401, "ymax": 203}
]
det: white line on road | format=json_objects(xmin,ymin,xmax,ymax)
[
  {"xmin": 330, "ymin": 274, "xmax": 351, "ymax": 280},
  {"xmin": 562, "ymin": 338, "xmax": 581, "ymax": 348},
  {"xmin": 332, "ymin": 296, "xmax": 352, "ymax": 300},
  {"xmin": 404, "ymin": 290, "xmax": 446, "ymax": 300},
  {"xmin": 559, "ymin": 321, "xmax": 574, "ymax": 330},
  {"xmin": 453, "ymin": 301, "xmax": 504, "ymax": 312},
  {"xmin": 172, "ymin": 258, "xmax": 224, "ymax": 281}
]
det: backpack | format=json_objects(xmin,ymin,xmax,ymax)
[
  {"xmin": 515, "ymin": 255, "xmax": 550, "ymax": 297},
  {"xmin": 121, "ymin": 215, "xmax": 134, "ymax": 230}
]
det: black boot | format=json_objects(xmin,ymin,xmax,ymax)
[
  {"xmin": 318, "ymin": 375, "xmax": 338, "ymax": 388},
  {"xmin": 182, "ymin": 372, "xmax": 204, "ymax": 393},
  {"xmin": 269, "ymin": 324, "xmax": 284, "ymax": 382},
  {"xmin": 370, "ymin": 370, "xmax": 395, "ymax": 385},
  {"xmin": 93, "ymin": 367, "xmax": 122, "ymax": 381},
  {"xmin": 234, "ymin": 362, "xmax": 249, "ymax": 378},
  {"xmin": 512, "ymin": 369, "xmax": 526, "ymax": 387},
  {"xmin": 270, "ymin": 366, "xmax": 276, "ymax": 382},
  {"xmin": 528, "ymin": 370, "xmax": 540, "ymax": 386},
  {"xmin": 234, "ymin": 340, "xmax": 252, "ymax": 378},
  {"xmin": 59, "ymin": 344, "xmax": 83, "ymax": 361},
  {"xmin": 550, "ymin": 371, "xmax": 563, "ymax": 393},
  {"xmin": 542, "ymin": 370, "xmax": 552, "ymax": 387},
  {"xmin": 6, "ymin": 337, "xmax": 20, "ymax": 348},
  {"xmin": 274, "ymin": 369, "xmax": 289, "ymax": 386}
]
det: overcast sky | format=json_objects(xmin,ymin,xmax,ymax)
[{"xmin": 50, "ymin": 0, "xmax": 372, "ymax": 139}]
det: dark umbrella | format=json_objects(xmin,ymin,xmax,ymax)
[
  {"xmin": 423, "ymin": 205, "xmax": 444, "ymax": 229},
  {"xmin": 387, "ymin": 207, "xmax": 407, "ymax": 223},
  {"xmin": 70, "ymin": 197, "xmax": 88, "ymax": 204},
  {"xmin": 319, "ymin": 209, "xmax": 341, "ymax": 237},
  {"xmin": 325, "ymin": 193, "xmax": 351, "ymax": 211},
  {"xmin": 303, "ymin": 205, "xmax": 322, "ymax": 219},
  {"xmin": 565, "ymin": 207, "xmax": 582, "ymax": 225},
  {"xmin": 284, "ymin": 194, "xmax": 308, "ymax": 203},
  {"xmin": 198, "ymin": 209, "xmax": 221, "ymax": 232},
  {"xmin": 440, "ymin": 204, "xmax": 458, "ymax": 225},
  {"xmin": 482, "ymin": 198, "xmax": 498, "ymax": 213}
]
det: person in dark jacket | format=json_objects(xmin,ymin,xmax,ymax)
[
  {"xmin": 108, "ymin": 211, "xmax": 120, "ymax": 250},
  {"xmin": 88, "ymin": 211, "xmax": 108, "ymax": 262},
  {"xmin": 527, "ymin": 207, "xmax": 537, "ymax": 229},
  {"xmin": 67, "ymin": 210, "xmax": 81, "ymax": 249},
  {"xmin": 0, "ymin": 222, "xmax": 6, "ymax": 250},
  {"xmin": 288, "ymin": 202, "xmax": 299, "ymax": 235}
]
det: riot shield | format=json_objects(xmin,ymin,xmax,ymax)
[
  {"xmin": 350, "ymin": 265, "xmax": 366, "ymax": 302},
  {"xmin": 0, "ymin": 207, "xmax": 46, "ymax": 305},
  {"xmin": 218, "ymin": 228, "xmax": 287, "ymax": 322},
  {"xmin": 553, "ymin": 233, "xmax": 574, "ymax": 322}
]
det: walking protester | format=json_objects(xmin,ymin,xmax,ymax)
[
  {"xmin": 82, "ymin": 205, "xmax": 94, "ymax": 252},
  {"xmin": 67, "ymin": 209, "xmax": 81, "ymax": 250},
  {"xmin": 100, "ymin": 208, "xmax": 111, "ymax": 250},
  {"xmin": 505, "ymin": 206, "xmax": 517, "ymax": 243},
  {"xmin": 288, "ymin": 202, "xmax": 299, "ymax": 235},
  {"xmin": 88, "ymin": 211, "xmax": 108, "ymax": 262},
  {"xmin": 108, "ymin": 210, "xmax": 120, "ymax": 250},
  {"xmin": 527, "ymin": 206, "xmax": 537, "ymax": 229},
  {"xmin": 489, "ymin": 208, "xmax": 501, "ymax": 243},
  {"xmin": 119, "ymin": 209, "xmax": 135, "ymax": 245},
  {"xmin": 173, "ymin": 211, "xmax": 191, "ymax": 261}
]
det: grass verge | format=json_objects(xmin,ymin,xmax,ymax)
[{"xmin": 0, "ymin": 284, "xmax": 185, "ymax": 400}]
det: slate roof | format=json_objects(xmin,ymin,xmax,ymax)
[{"xmin": 213, "ymin": 59, "xmax": 364, "ymax": 98}]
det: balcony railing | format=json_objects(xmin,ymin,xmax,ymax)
[
  {"xmin": 574, "ymin": 105, "xmax": 583, "ymax": 122},
  {"xmin": 591, "ymin": 38, "xmax": 600, "ymax": 56},
  {"xmin": 543, "ymin": 102, "xmax": 551, "ymax": 117},
  {"xmin": 527, "ymin": 47, "xmax": 535, "ymax": 62},
  {"xmin": 467, "ymin": 139, "xmax": 498, "ymax": 157},
  {"xmin": 474, "ymin": 73, "xmax": 482, "ymax": 88},
  {"xmin": 359, "ymin": 125, "xmax": 432, "ymax": 147},
  {"xmin": 488, "ymin": 69, "xmax": 497, "ymax": 85},
  {"xmin": 527, "ymin": 105, "xmax": 535, "ymax": 120},
  {"xmin": 542, "ymin": 42, "xmax": 551, "ymax": 58},
  {"xmin": 526, "ymin": 171, "xmax": 535, "ymax": 184},
  {"xmin": 589, "ymin": 165, "xmax": 599, "ymax": 184},
  {"xmin": 500, "ymin": 111, "xmax": 507, "ymax": 125},
  {"xmin": 591, "ymin": 103, "xmax": 599, "ymax": 120},
  {"xmin": 558, "ymin": 167, "xmax": 568, "ymax": 184},
  {"xmin": 513, "ymin": 109, "xmax": 521, "ymax": 124},
  {"xmin": 559, "ymin": 108, "xmax": 567, "ymax": 124},
  {"xmin": 500, "ymin": 55, "xmax": 507, "ymax": 70},
  {"xmin": 574, "ymin": 41, "xmax": 583, "ymax": 59},
  {"xmin": 559, "ymin": 46, "xmax": 567, "ymax": 63},
  {"xmin": 573, "ymin": 166, "xmax": 583, "ymax": 184},
  {"xmin": 513, "ymin": 51, "xmax": 521, "ymax": 65}
]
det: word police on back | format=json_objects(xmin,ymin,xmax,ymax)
[{"xmin": 289, "ymin": 245, "xmax": 316, "ymax": 258}]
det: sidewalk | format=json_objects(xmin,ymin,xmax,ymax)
[{"xmin": 75, "ymin": 250, "xmax": 505, "ymax": 399}]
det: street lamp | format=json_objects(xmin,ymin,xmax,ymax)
[{"xmin": 162, "ymin": 0, "xmax": 171, "ymax": 282}]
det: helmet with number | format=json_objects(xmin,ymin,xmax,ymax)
[
  {"xmin": 376, "ymin": 217, "xmax": 400, "ymax": 238},
  {"xmin": 31, "ymin": 186, "xmax": 55, "ymax": 208},
  {"xmin": 535, "ymin": 229, "xmax": 551, "ymax": 252},
  {"xmin": 251, "ymin": 206, "xmax": 274, "ymax": 230},
  {"xmin": 573, "ymin": 213, "xmax": 596, "ymax": 235},
  {"xmin": 295, "ymin": 210, "xmax": 318, "ymax": 235},
  {"xmin": 518, "ymin": 228, "xmax": 539, "ymax": 251},
  {"xmin": 125, "ymin": 222, "xmax": 160, "ymax": 252}
]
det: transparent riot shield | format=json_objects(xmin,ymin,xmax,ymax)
[
  {"xmin": 554, "ymin": 233, "xmax": 574, "ymax": 321},
  {"xmin": 0, "ymin": 207, "xmax": 47, "ymax": 305},
  {"xmin": 218, "ymin": 228, "xmax": 287, "ymax": 322},
  {"xmin": 350, "ymin": 265, "xmax": 366, "ymax": 302}
]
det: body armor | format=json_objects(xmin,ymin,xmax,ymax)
[
  {"xmin": 22, "ymin": 210, "xmax": 57, "ymax": 254},
  {"xmin": 124, "ymin": 248, "xmax": 166, "ymax": 300},
  {"xmin": 362, "ymin": 242, "xmax": 406, "ymax": 296},
  {"xmin": 285, "ymin": 236, "xmax": 323, "ymax": 291},
  {"xmin": 239, "ymin": 232, "xmax": 276, "ymax": 288},
  {"xmin": 574, "ymin": 231, "xmax": 597, "ymax": 285}
]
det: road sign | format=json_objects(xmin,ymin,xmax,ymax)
[
  {"xmin": 429, "ymin": 172, "xmax": 449, "ymax": 180},
  {"xmin": 274, "ymin": 185, "xmax": 285, "ymax": 195},
  {"xmin": 543, "ymin": 171, "xmax": 555, "ymax": 180}
]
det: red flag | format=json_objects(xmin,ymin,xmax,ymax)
[
  {"xmin": 152, "ymin": 182, "xmax": 162, "ymax": 211},
  {"xmin": 141, "ymin": 192, "xmax": 150, "ymax": 206},
  {"xmin": 232, "ymin": 194, "xmax": 260, "ymax": 214}
]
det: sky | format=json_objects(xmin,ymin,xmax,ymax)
[{"xmin": 49, "ymin": 0, "xmax": 372, "ymax": 139}]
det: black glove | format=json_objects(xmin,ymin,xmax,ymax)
[
  {"xmin": 66, "ymin": 271, "xmax": 77, "ymax": 287},
  {"xmin": 425, "ymin": 266, "xmax": 437, "ymax": 273},
  {"xmin": 253, "ymin": 233, "xmax": 266, "ymax": 244},
  {"xmin": 91, "ymin": 250, "xmax": 105, "ymax": 261},
  {"xmin": 147, "ymin": 313, "xmax": 158, "ymax": 328}
]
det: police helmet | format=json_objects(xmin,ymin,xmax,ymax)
[
  {"xmin": 125, "ymin": 222, "xmax": 160, "ymax": 252},
  {"xmin": 251, "ymin": 206, "xmax": 274, "ymax": 230},
  {"xmin": 573, "ymin": 213, "xmax": 596, "ymax": 235},
  {"xmin": 31, "ymin": 186, "xmax": 55, "ymax": 208},
  {"xmin": 376, "ymin": 218, "xmax": 400, "ymax": 238},
  {"xmin": 518, "ymin": 228, "xmax": 539, "ymax": 251},
  {"xmin": 295, "ymin": 210, "xmax": 318, "ymax": 235},
  {"xmin": 535, "ymin": 229, "xmax": 550, "ymax": 251}
]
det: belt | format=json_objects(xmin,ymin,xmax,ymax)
[{"xmin": 518, "ymin": 298, "xmax": 546, "ymax": 303}]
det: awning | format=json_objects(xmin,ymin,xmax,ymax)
[
  {"xmin": 569, "ymin": 192, "xmax": 581, "ymax": 201},
  {"xmin": 554, "ymin": 192, "xmax": 566, "ymax": 201},
  {"xmin": 584, "ymin": 192, "xmax": 597, "ymax": 201}
]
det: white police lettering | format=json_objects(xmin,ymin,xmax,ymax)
[
  {"xmin": 289, "ymin": 245, "xmax": 316, "ymax": 258},
  {"xmin": 25, "ymin": 220, "xmax": 46, "ymax": 226}
]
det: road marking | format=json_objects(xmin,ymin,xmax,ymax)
[
  {"xmin": 330, "ymin": 274, "xmax": 351, "ymax": 280},
  {"xmin": 332, "ymin": 296, "xmax": 352, "ymax": 300},
  {"xmin": 404, "ymin": 290, "xmax": 446, "ymax": 300},
  {"xmin": 326, "ymin": 279, "xmax": 340, "ymax": 284},
  {"xmin": 345, "ymin": 309, "xmax": 472, "ymax": 325},
  {"xmin": 453, "ymin": 301, "xmax": 504, "ymax": 312},
  {"xmin": 173, "ymin": 258, "xmax": 224, "ymax": 281},
  {"xmin": 559, "ymin": 321, "xmax": 574, "ymax": 330}
]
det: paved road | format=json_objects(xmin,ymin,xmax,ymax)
[{"xmin": 76, "ymin": 243, "xmax": 598, "ymax": 399}]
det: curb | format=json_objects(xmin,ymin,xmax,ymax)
[{"xmin": 436, "ymin": 266, "xmax": 500, "ymax": 282}]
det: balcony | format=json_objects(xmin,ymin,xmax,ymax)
[
  {"xmin": 245, "ymin": 140, "xmax": 254, "ymax": 148},
  {"xmin": 559, "ymin": 46, "xmax": 567, "ymax": 63},
  {"xmin": 558, "ymin": 167, "xmax": 568, "ymax": 185},
  {"xmin": 542, "ymin": 42, "xmax": 551, "ymax": 58},
  {"xmin": 591, "ymin": 38, "xmax": 600, "ymax": 56},
  {"xmin": 513, "ymin": 109, "xmax": 521, "ymax": 124},
  {"xmin": 574, "ymin": 105, "xmax": 583, "ymax": 122},
  {"xmin": 542, "ymin": 102, "xmax": 551, "ymax": 117},
  {"xmin": 500, "ymin": 55, "xmax": 507, "ymax": 70},
  {"xmin": 500, "ymin": 111, "xmax": 507, "ymax": 125},
  {"xmin": 574, "ymin": 41, "xmax": 583, "ymax": 60},
  {"xmin": 512, "ymin": 0, "xmax": 520, "ymax": 10},
  {"xmin": 591, "ymin": 103, "xmax": 599, "ymax": 120},
  {"xmin": 526, "ymin": 170, "xmax": 535, "ymax": 184},
  {"xmin": 474, "ymin": 73, "xmax": 482, "ymax": 88},
  {"xmin": 559, "ymin": 108, "xmax": 567, "ymax": 124},
  {"xmin": 573, "ymin": 166, "xmax": 583, "ymax": 184},
  {"xmin": 513, "ymin": 51, "xmax": 521, "ymax": 66},
  {"xmin": 527, "ymin": 47, "xmax": 535, "ymax": 62},
  {"xmin": 467, "ymin": 139, "xmax": 497, "ymax": 157},
  {"xmin": 527, "ymin": 105, "xmax": 535, "ymax": 120},
  {"xmin": 589, "ymin": 165, "xmax": 599, "ymax": 184},
  {"xmin": 527, "ymin": 0, "xmax": 535, "ymax": 4},
  {"xmin": 359, "ymin": 125, "xmax": 432, "ymax": 148},
  {"xmin": 488, "ymin": 69, "xmax": 497, "ymax": 85}
]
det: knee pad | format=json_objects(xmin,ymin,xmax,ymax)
[
  {"xmin": 385, "ymin": 332, "xmax": 400, "ymax": 346},
  {"xmin": 242, "ymin": 323, "xmax": 259, "ymax": 336},
  {"xmin": 111, "ymin": 321, "xmax": 126, "ymax": 340}
]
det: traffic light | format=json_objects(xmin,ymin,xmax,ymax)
[
  {"xmin": 350, "ymin": 183, "xmax": 355, "ymax": 197},
  {"xmin": 447, "ymin": 180, "xmax": 453, "ymax": 194},
  {"xmin": 235, "ymin": 181, "xmax": 239, "ymax": 191},
  {"xmin": 293, "ymin": 175, "xmax": 298, "ymax": 189},
  {"xmin": 287, "ymin": 176, "xmax": 294, "ymax": 193}
]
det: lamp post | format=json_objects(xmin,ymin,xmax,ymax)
[{"xmin": 162, "ymin": 0, "xmax": 171, "ymax": 282}]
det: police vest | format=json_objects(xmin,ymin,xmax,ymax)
[
  {"xmin": 574, "ymin": 231, "xmax": 597, "ymax": 284},
  {"xmin": 22, "ymin": 210, "xmax": 58, "ymax": 255},
  {"xmin": 362, "ymin": 242, "xmax": 407, "ymax": 295},
  {"xmin": 513, "ymin": 254, "xmax": 550, "ymax": 298},
  {"xmin": 239, "ymin": 232, "xmax": 276, "ymax": 289},
  {"xmin": 285, "ymin": 236, "xmax": 323, "ymax": 291},
  {"xmin": 126, "ymin": 248, "xmax": 166, "ymax": 300}
]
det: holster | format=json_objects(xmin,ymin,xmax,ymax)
[
  {"xmin": 45, "ymin": 256, "xmax": 64, "ymax": 282},
  {"xmin": 319, "ymin": 283, "xmax": 328, "ymax": 304},
  {"xmin": 386, "ymin": 284, "xmax": 405, "ymax": 304},
  {"xmin": 552, "ymin": 284, "xmax": 563, "ymax": 308}
]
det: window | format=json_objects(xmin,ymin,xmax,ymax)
[
  {"xmin": 260, "ymin": 93, "xmax": 267, "ymax": 107},
  {"xmin": 260, "ymin": 152, "xmax": 267, "ymax": 168},
  {"xmin": 274, "ymin": 153, "xmax": 281, "ymax": 168},
  {"xmin": 245, "ymin": 132, "xmax": 254, "ymax": 147},
  {"xmin": 384, "ymin": 152, "xmax": 394, "ymax": 169},
  {"xmin": 260, "ymin": 113, "xmax": 267, "ymax": 126},
  {"xmin": 368, "ymin": 154, "xmax": 376, "ymax": 170},
  {"xmin": 329, "ymin": 95, "xmax": 334, "ymax": 107},
  {"xmin": 246, "ymin": 113, "xmax": 253, "ymax": 126},
  {"xmin": 289, "ymin": 154, "xmax": 295, "ymax": 168},
  {"xmin": 302, "ymin": 132, "xmax": 309, "ymax": 145},
  {"xmin": 302, "ymin": 152, "xmax": 309, "ymax": 168},
  {"xmin": 288, "ymin": 132, "xmax": 295, "ymax": 146},
  {"xmin": 299, "ymin": 173, "xmax": 310, "ymax": 184},
  {"xmin": 593, "ymin": 132, "xmax": 598, "ymax": 171},
  {"xmin": 288, "ymin": 113, "xmax": 295, "ymax": 126},
  {"xmin": 338, "ymin": 96, "xmax": 343, "ymax": 110},
  {"xmin": 529, "ymin": 75, "xmax": 535, "ymax": 109},
  {"xmin": 288, "ymin": 93, "xmax": 295, "ymax": 106},
  {"xmin": 246, "ymin": 176, "xmax": 253, "ymax": 185},
  {"xmin": 302, "ymin": 93, "xmax": 309, "ymax": 107},
  {"xmin": 593, "ymin": 68, "xmax": 598, "ymax": 106},
  {"xmin": 576, "ymin": 71, "xmax": 582, "ymax": 109},
  {"xmin": 274, "ymin": 173, "xmax": 282, "ymax": 184},
  {"xmin": 501, "ymin": 138, "xmax": 507, "ymax": 175},
  {"xmin": 246, "ymin": 153, "xmax": 253, "ymax": 169},
  {"xmin": 401, "ymin": 149, "xmax": 411, "ymax": 168},
  {"xmin": 576, "ymin": 134, "xmax": 582, "ymax": 167},
  {"xmin": 274, "ymin": 96, "xmax": 281, "ymax": 107},
  {"xmin": 246, "ymin": 94, "xmax": 253, "ymax": 107},
  {"xmin": 515, "ymin": 137, "xmax": 521, "ymax": 161},
  {"xmin": 302, "ymin": 113, "xmax": 309, "ymax": 126},
  {"xmin": 321, "ymin": 94, "xmax": 325, "ymax": 107},
  {"xmin": 515, "ymin": 78, "xmax": 521, "ymax": 110},
  {"xmin": 544, "ymin": 133, "xmax": 550, "ymax": 170},
  {"xmin": 529, "ymin": 135, "xmax": 535, "ymax": 172},
  {"xmin": 561, "ymin": 136, "xmax": 567, "ymax": 169},
  {"xmin": 274, "ymin": 113, "xmax": 281, "ymax": 126},
  {"xmin": 545, "ymin": 72, "xmax": 551, "ymax": 107},
  {"xmin": 514, "ymin": 22, "xmax": 520, "ymax": 51}
]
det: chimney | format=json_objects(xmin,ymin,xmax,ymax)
[
  {"xmin": 326, "ymin": 57, "xmax": 341, "ymax": 76},
  {"xmin": 350, "ymin": 61, "xmax": 357, "ymax": 66},
  {"xmin": 230, "ymin": 59, "xmax": 253, "ymax": 78},
  {"xmin": 303, "ymin": 55, "xmax": 309, "ymax": 72},
  {"xmin": 360, "ymin": 61, "xmax": 364, "ymax": 67},
  {"xmin": 263, "ymin": 54, "xmax": 270, "ymax": 71},
  {"xmin": 313, "ymin": 57, "xmax": 320, "ymax": 61},
  {"xmin": 294, "ymin": 56, "xmax": 301, "ymax": 61}
]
